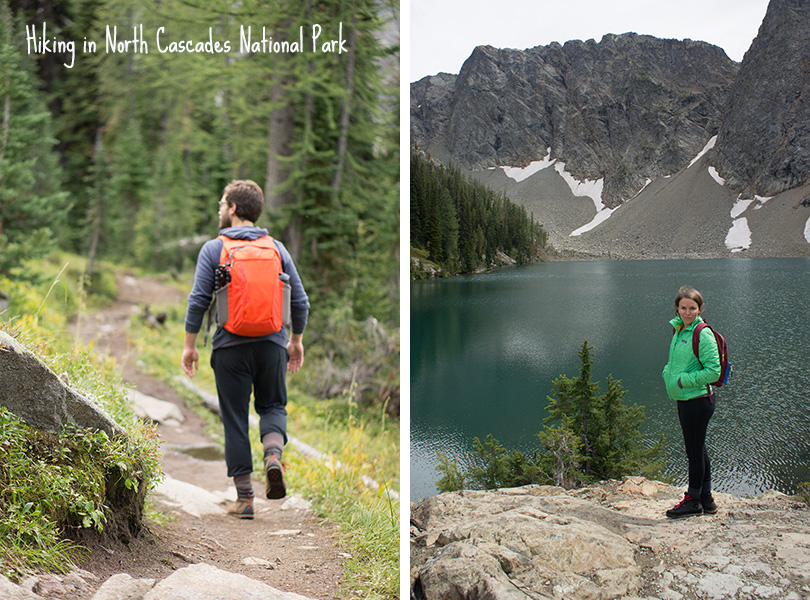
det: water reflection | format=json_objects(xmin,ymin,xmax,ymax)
[{"xmin": 411, "ymin": 258, "xmax": 810, "ymax": 500}]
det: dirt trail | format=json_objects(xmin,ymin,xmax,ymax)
[{"xmin": 66, "ymin": 273, "xmax": 346, "ymax": 600}]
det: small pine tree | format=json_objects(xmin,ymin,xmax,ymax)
[
  {"xmin": 435, "ymin": 341, "xmax": 663, "ymax": 492},
  {"xmin": 466, "ymin": 435, "xmax": 544, "ymax": 490},
  {"xmin": 543, "ymin": 341, "xmax": 664, "ymax": 484},
  {"xmin": 436, "ymin": 435, "xmax": 545, "ymax": 492}
]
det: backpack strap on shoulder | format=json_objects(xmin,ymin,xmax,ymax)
[
  {"xmin": 692, "ymin": 322, "xmax": 708, "ymax": 359},
  {"xmin": 692, "ymin": 322, "xmax": 714, "ymax": 400},
  {"xmin": 203, "ymin": 235, "xmax": 231, "ymax": 347}
]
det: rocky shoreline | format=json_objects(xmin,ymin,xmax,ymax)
[{"xmin": 410, "ymin": 478, "xmax": 810, "ymax": 600}]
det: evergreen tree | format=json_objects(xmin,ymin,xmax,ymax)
[
  {"xmin": 537, "ymin": 425, "xmax": 584, "ymax": 489},
  {"xmin": 436, "ymin": 341, "xmax": 663, "ymax": 491},
  {"xmin": 0, "ymin": 1, "xmax": 71, "ymax": 278},
  {"xmin": 437, "ymin": 435, "xmax": 544, "ymax": 493},
  {"xmin": 543, "ymin": 341, "xmax": 664, "ymax": 483}
]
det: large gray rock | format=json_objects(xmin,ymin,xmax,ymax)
[
  {"xmin": 417, "ymin": 541, "xmax": 555, "ymax": 600},
  {"xmin": 142, "ymin": 563, "xmax": 314, "ymax": 600},
  {"xmin": 411, "ymin": 479, "xmax": 810, "ymax": 600},
  {"xmin": 128, "ymin": 388, "xmax": 184, "ymax": 424},
  {"xmin": 153, "ymin": 475, "xmax": 227, "ymax": 518},
  {"xmin": 1, "ymin": 564, "xmax": 318, "ymax": 600},
  {"xmin": 90, "ymin": 573, "xmax": 156, "ymax": 600},
  {"xmin": 714, "ymin": 0, "xmax": 810, "ymax": 197},
  {"xmin": 0, "ymin": 330, "xmax": 124, "ymax": 437},
  {"xmin": 0, "ymin": 574, "xmax": 40, "ymax": 599},
  {"xmin": 412, "ymin": 486, "xmax": 643, "ymax": 600}
]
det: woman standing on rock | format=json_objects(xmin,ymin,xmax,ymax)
[{"xmin": 662, "ymin": 286, "xmax": 721, "ymax": 518}]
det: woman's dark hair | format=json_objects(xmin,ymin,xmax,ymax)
[{"xmin": 674, "ymin": 286, "xmax": 704, "ymax": 314}]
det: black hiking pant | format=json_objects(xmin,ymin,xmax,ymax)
[
  {"xmin": 211, "ymin": 341, "xmax": 288, "ymax": 478},
  {"xmin": 677, "ymin": 394, "xmax": 714, "ymax": 498}
]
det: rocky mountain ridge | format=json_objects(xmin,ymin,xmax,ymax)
[
  {"xmin": 712, "ymin": 0, "xmax": 810, "ymax": 198},
  {"xmin": 411, "ymin": 0, "xmax": 810, "ymax": 259},
  {"xmin": 411, "ymin": 33, "xmax": 738, "ymax": 206}
]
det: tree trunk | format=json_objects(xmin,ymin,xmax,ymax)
[
  {"xmin": 0, "ymin": 82, "xmax": 9, "ymax": 236},
  {"xmin": 331, "ymin": 17, "xmax": 356, "ymax": 205},
  {"xmin": 86, "ymin": 128, "xmax": 105, "ymax": 277},
  {"xmin": 265, "ymin": 81, "xmax": 300, "ymax": 259},
  {"xmin": 1, "ymin": 83, "xmax": 9, "ymax": 160}
]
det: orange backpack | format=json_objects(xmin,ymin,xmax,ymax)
[{"xmin": 214, "ymin": 235, "xmax": 284, "ymax": 337}]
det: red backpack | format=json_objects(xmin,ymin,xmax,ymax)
[
  {"xmin": 692, "ymin": 322, "xmax": 732, "ymax": 388},
  {"xmin": 206, "ymin": 235, "xmax": 284, "ymax": 342}
]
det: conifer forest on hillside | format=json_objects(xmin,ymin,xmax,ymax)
[{"xmin": 411, "ymin": 149, "xmax": 549, "ymax": 276}]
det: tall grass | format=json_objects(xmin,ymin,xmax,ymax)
[
  {"xmin": 0, "ymin": 318, "xmax": 162, "ymax": 581},
  {"xmin": 262, "ymin": 394, "xmax": 399, "ymax": 598}
]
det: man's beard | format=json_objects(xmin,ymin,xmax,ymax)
[{"xmin": 219, "ymin": 212, "xmax": 232, "ymax": 229}]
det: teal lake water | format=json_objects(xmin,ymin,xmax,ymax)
[{"xmin": 411, "ymin": 258, "xmax": 810, "ymax": 500}]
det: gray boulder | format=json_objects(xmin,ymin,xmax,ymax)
[
  {"xmin": 412, "ymin": 487, "xmax": 642, "ymax": 600},
  {"xmin": 0, "ymin": 564, "xmax": 319, "ymax": 600},
  {"xmin": 142, "ymin": 563, "xmax": 314, "ymax": 600},
  {"xmin": 0, "ymin": 330, "xmax": 123, "ymax": 437},
  {"xmin": 90, "ymin": 573, "xmax": 156, "ymax": 600},
  {"xmin": 0, "ymin": 573, "xmax": 40, "ymax": 599}
]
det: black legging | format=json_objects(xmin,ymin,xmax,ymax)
[{"xmin": 677, "ymin": 394, "xmax": 714, "ymax": 497}]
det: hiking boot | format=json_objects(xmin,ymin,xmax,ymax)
[
  {"xmin": 227, "ymin": 495, "xmax": 254, "ymax": 519},
  {"xmin": 666, "ymin": 493, "xmax": 703, "ymax": 519},
  {"xmin": 701, "ymin": 493, "xmax": 718, "ymax": 514},
  {"xmin": 264, "ymin": 453, "xmax": 287, "ymax": 499}
]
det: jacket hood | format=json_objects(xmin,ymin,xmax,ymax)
[{"xmin": 218, "ymin": 225, "xmax": 269, "ymax": 241}]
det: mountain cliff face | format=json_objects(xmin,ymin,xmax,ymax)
[
  {"xmin": 410, "ymin": 0, "xmax": 810, "ymax": 258},
  {"xmin": 713, "ymin": 0, "xmax": 810, "ymax": 197},
  {"xmin": 411, "ymin": 34, "xmax": 738, "ymax": 206}
]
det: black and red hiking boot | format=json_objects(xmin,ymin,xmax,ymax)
[
  {"xmin": 264, "ymin": 452, "xmax": 287, "ymax": 499},
  {"xmin": 227, "ymin": 493, "xmax": 255, "ymax": 519},
  {"xmin": 701, "ymin": 493, "xmax": 718, "ymax": 514},
  {"xmin": 666, "ymin": 493, "xmax": 703, "ymax": 519}
]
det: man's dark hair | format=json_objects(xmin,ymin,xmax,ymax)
[{"xmin": 224, "ymin": 180, "xmax": 264, "ymax": 223}]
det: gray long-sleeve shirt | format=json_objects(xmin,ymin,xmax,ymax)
[{"xmin": 184, "ymin": 226, "xmax": 310, "ymax": 350}]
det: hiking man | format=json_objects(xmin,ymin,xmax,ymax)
[{"xmin": 181, "ymin": 179, "xmax": 310, "ymax": 519}]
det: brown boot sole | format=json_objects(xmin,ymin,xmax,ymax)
[
  {"xmin": 266, "ymin": 466, "xmax": 286, "ymax": 499},
  {"xmin": 230, "ymin": 511, "xmax": 255, "ymax": 520}
]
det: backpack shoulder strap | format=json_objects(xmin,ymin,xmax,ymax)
[
  {"xmin": 692, "ymin": 321, "xmax": 715, "ymax": 398},
  {"xmin": 692, "ymin": 322, "xmax": 709, "ymax": 359},
  {"xmin": 204, "ymin": 236, "xmax": 231, "ymax": 346},
  {"xmin": 217, "ymin": 234, "xmax": 232, "ymax": 263}
]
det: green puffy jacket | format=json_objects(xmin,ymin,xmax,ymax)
[{"xmin": 662, "ymin": 315, "xmax": 721, "ymax": 401}]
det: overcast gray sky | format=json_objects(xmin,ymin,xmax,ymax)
[{"xmin": 409, "ymin": 0, "xmax": 770, "ymax": 82}]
